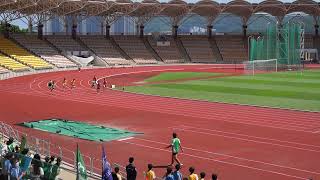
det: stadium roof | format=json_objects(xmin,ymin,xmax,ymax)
[{"xmin": 0, "ymin": 0, "xmax": 319, "ymax": 24}]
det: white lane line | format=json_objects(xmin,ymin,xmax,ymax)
[{"xmin": 117, "ymin": 137, "xmax": 134, "ymax": 141}]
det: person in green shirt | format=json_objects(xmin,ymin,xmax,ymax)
[{"xmin": 166, "ymin": 133, "xmax": 183, "ymax": 166}]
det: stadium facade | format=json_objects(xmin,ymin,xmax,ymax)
[{"xmin": 1, "ymin": 0, "xmax": 319, "ymax": 37}]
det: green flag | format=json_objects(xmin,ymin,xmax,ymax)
[
  {"xmin": 20, "ymin": 135, "xmax": 27, "ymax": 152},
  {"xmin": 76, "ymin": 145, "xmax": 87, "ymax": 180}
]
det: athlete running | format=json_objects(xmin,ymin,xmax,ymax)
[
  {"xmin": 71, "ymin": 79, "xmax": 76, "ymax": 89},
  {"xmin": 48, "ymin": 80, "xmax": 53, "ymax": 91},
  {"xmin": 103, "ymin": 78, "xmax": 107, "ymax": 88},
  {"xmin": 62, "ymin": 78, "xmax": 67, "ymax": 88}
]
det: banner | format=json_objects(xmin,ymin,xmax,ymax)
[
  {"xmin": 76, "ymin": 144, "xmax": 87, "ymax": 180},
  {"xmin": 102, "ymin": 146, "xmax": 113, "ymax": 180}
]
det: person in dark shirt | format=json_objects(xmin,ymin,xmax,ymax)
[
  {"xmin": 212, "ymin": 173, "xmax": 218, "ymax": 180},
  {"xmin": 126, "ymin": 157, "xmax": 137, "ymax": 180}
]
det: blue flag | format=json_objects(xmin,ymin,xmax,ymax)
[
  {"xmin": 102, "ymin": 146, "xmax": 113, "ymax": 180},
  {"xmin": 20, "ymin": 156, "xmax": 32, "ymax": 172}
]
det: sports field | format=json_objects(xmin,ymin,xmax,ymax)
[{"xmin": 125, "ymin": 70, "xmax": 320, "ymax": 112}]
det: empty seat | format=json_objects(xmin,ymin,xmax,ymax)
[
  {"xmin": 12, "ymin": 34, "xmax": 78, "ymax": 68},
  {"xmin": 215, "ymin": 35, "xmax": 248, "ymax": 63},
  {"xmin": 80, "ymin": 36, "xmax": 132, "ymax": 65},
  {"xmin": 113, "ymin": 36, "xmax": 158, "ymax": 64},
  {"xmin": 0, "ymin": 53, "xmax": 29, "ymax": 72},
  {"xmin": 0, "ymin": 37, "xmax": 52, "ymax": 70},
  {"xmin": 181, "ymin": 36, "xmax": 217, "ymax": 63},
  {"xmin": 148, "ymin": 37, "xmax": 184, "ymax": 64}
]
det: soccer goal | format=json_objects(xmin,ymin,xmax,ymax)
[{"xmin": 243, "ymin": 59, "xmax": 278, "ymax": 75}]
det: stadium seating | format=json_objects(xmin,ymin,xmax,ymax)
[
  {"xmin": 80, "ymin": 36, "xmax": 132, "ymax": 65},
  {"xmin": 46, "ymin": 36, "xmax": 86, "ymax": 52},
  {"xmin": 113, "ymin": 36, "xmax": 158, "ymax": 64},
  {"xmin": 215, "ymin": 35, "xmax": 248, "ymax": 63},
  {"xmin": 0, "ymin": 37, "xmax": 52, "ymax": 70},
  {"xmin": 180, "ymin": 36, "xmax": 217, "ymax": 63},
  {"xmin": 0, "ymin": 53, "xmax": 29, "ymax": 72},
  {"xmin": 12, "ymin": 34, "xmax": 78, "ymax": 68},
  {"xmin": 0, "ymin": 66, "xmax": 9, "ymax": 74},
  {"xmin": 148, "ymin": 37, "xmax": 185, "ymax": 64}
]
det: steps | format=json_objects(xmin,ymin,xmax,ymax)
[
  {"xmin": 175, "ymin": 38, "xmax": 191, "ymax": 63},
  {"xmin": 109, "ymin": 37, "xmax": 135, "ymax": 64},
  {"xmin": 44, "ymin": 37, "xmax": 82, "ymax": 67},
  {"xmin": 142, "ymin": 37, "xmax": 163, "ymax": 63},
  {"xmin": 209, "ymin": 37, "xmax": 223, "ymax": 62},
  {"xmin": 76, "ymin": 37, "xmax": 109, "ymax": 66}
]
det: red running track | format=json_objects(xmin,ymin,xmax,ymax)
[{"xmin": 0, "ymin": 64, "xmax": 320, "ymax": 180}]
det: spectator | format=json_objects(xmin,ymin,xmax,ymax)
[
  {"xmin": 2, "ymin": 153, "xmax": 14, "ymax": 180},
  {"xmin": 200, "ymin": 172, "xmax": 205, "ymax": 180},
  {"xmin": 43, "ymin": 156, "xmax": 51, "ymax": 180},
  {"xmin": 163, "ymin": 166, "xmax": 174, "ymax": 180},
  {"xmin": 1, "ymin": 139, "xmax": 8, "ymax": 156},
  {"xmin": 112, "ymin": 167, "xmax": 121, "ymax": 180},
  {"xmin": 172, "ymin": 164, "xmax": 183, "ymax": 180},
  {"xmin": 30, "ymin": 157, "xmax": 44, "ymax": 180},
  {"xmin": 112, "ymin": 171, "xmax": 119, "ymax": 180},
  {"xmin": 20, "ymin": 148, "xmax": 31, "ymax": 172},
  {"xmin": 126, "ymin": 157, "xmax": 137, "ymax": 180},
  {"xmin": 7, "ymin": 137, "xmax": 15, "ymax": 152},
  {"xmin": 49, "ymin": 156, "xmax": 55, "ymax": 165},
  {"xmin": 14, "ymin": 145, "xmax": 20, "ymax": 153},
  {"xmin": 188, "ymin": 167, "xmax": 198, "ymax": 180},
  {"xmin": 10, "ymin": 158, "xmax": 25, "ymax": 180},
  {"xmin": 211, "ymin": 174, "xmax": 217, "ymax": 180},
  {"xmin": 146, "ymin": 164, "xmax": 156, "ymax": 180},
  {"xmin": 49, "ymin": 157, "xmax": 62, "ymax": 180},
  {"xmin": 114, "ymin": 166, "xmax": 122, "ymax": 180}
]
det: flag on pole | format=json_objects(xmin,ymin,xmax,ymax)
[
  {"xmin": 20, "ymin": 156, "xmax": 32, "ymax": 172},
  {"xmin": 102, "ymin": 146, "xmax": 113, "ymax": 180},
  {"xmin": 76, "ymin": 144, "xmax": 87, "ymax": 180}
]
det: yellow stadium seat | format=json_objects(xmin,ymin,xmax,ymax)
[
  {"xmin": 0, "ymin": 53, "xmax": 29, "ymax": 71},
  {"xmin": 0, "ymin": 37, "xmax": 53, "ymax": 70}
]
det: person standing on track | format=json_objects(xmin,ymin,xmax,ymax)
[{"xmin": 166, "ymin": 133, "xmax": 183, "ymax": 166}]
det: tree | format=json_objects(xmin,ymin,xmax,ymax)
[{"xmin": 0, "ymin": 22, "xmax": 28, "ymax": 33}]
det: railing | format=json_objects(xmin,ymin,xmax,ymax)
[
  {"xmin": 0, "ymin": 66, "xmax": 110, "ymax": 81},
  {"xmin": 0, "ymin": 121, "xmax": 128, "ymax": 180}
]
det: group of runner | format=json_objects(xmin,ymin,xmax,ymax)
[
  {"xmin": 48, "ymin": 76, "xmax": 108, "ymax": 92},
  {"xmin": 91, "ymin": 76, "xmax": 108, "ymax": 92},
  {"xmin": 47, "ymin": 78, "xmax": 76, "ymax": 91}
]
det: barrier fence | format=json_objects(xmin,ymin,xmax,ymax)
[{"xmin": 0, "ymin": 121, "xmax": 128, "ymax": 179}]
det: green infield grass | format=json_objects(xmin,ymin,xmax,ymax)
[{"xmin": 124, "ymin": 70, "xmax": 320, "ymax": 111}]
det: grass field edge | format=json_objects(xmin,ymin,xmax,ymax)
[{"xmin": 117, "ymin": 88, "xmax": 320, "ymax": 114}]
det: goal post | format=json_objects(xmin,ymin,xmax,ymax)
[{"xmin": 243, "ymin": 59, "xmax": 278, "ymax": 75}]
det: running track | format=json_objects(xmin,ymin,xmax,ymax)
[{"xmin": 0, "ymin": 64, "xmax": 320, "ymax": 180}]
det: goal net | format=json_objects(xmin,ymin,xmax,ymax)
[{"xmin": 243, "ymin": 59, "xmax": 278, "ymax": 75}]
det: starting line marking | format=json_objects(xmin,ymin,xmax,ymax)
[{"xmin": 117, "ymin": 137, "xmax": 134, "ymax": 141}]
